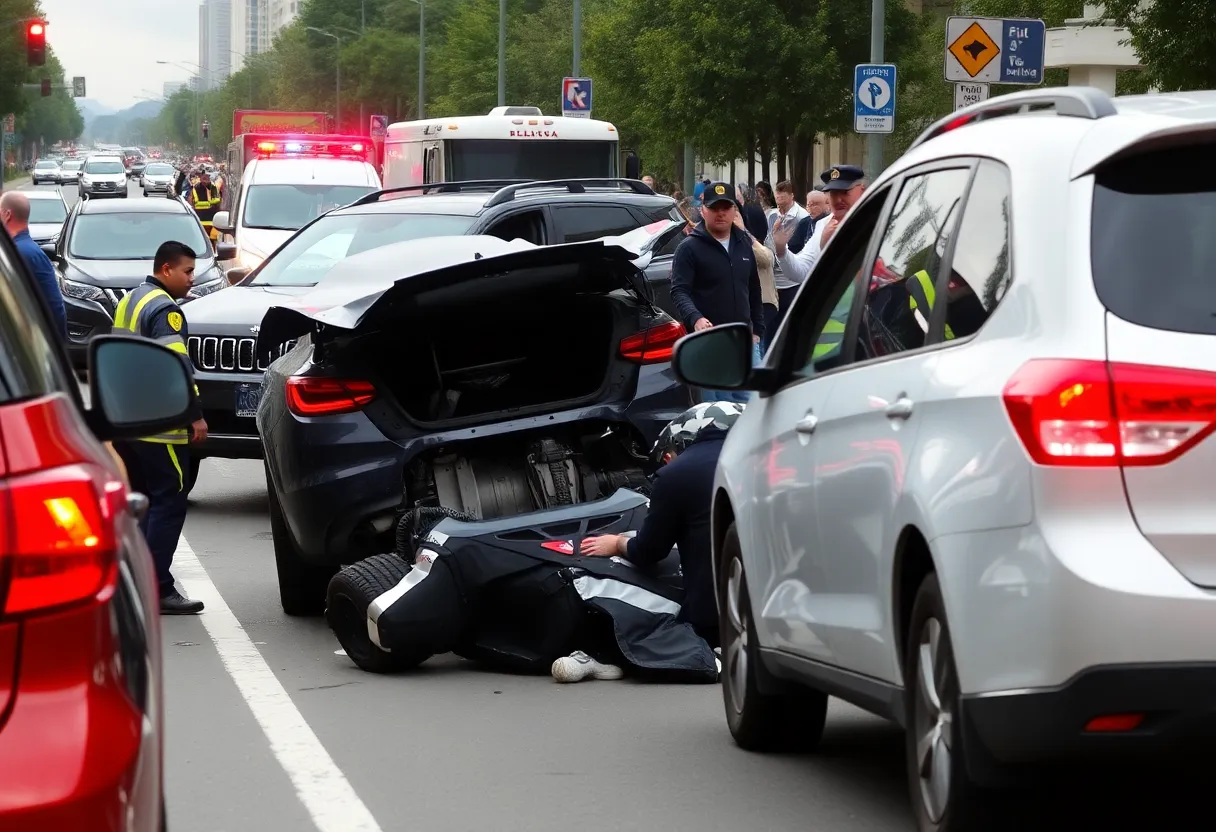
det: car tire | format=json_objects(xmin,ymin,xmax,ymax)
[
  {"xmin": 719, "ymin": 522, "xmax": 828, "ymax": 752},
  {"xmin": 326, "ymin": 554, "xmax": 433, "ymax": 673},
  {"xmin": 266, "ymin": 464, "xmax": 335, "ymax": 616},
  {"xmin": 905, "ymin": 573, "xmax": 997, "ymax": 832}
]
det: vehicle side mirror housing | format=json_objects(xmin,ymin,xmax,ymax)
[
  {"xmin": 671, "ymin": 323, "xmax": 755, "ymax": 390},
  {"xmin": 87, "ymin": 335, "xmax": 193, "ymax": 442},
  {"xmin": 39, "ymin": 243, "xmax": 56, "ymax": 256},
  {"xmin": 212, "ymin": 211, "xmax": 232, "ymax": 232},
  {"xmin": 225, "ymin": 266, "xmax": 251, "ymax": 285},
  {"xmin": 215, "ymin": 242, "xmax": 237, "ymax": 261},
  {"xmin": 623, "ymin": 152, "xmax": 641, "ymax": 181}
]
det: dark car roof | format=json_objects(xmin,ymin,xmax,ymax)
[
  {"xmin": 79, "ymin": 198, "xmax": 190, "ymax": 215},
  {"xmin": 335, "ymin": 183, "xmax": 676, "ymax": 220}
]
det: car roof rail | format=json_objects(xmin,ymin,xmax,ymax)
[
  {"xmin": 483, "ymin": 178, "xmax": 657, "ymax": 209},
  {"xmin": 348, "ymin": 180, "xmax": 533, "ymax": 206},
  {"xmin": 908, "ymin": 86, "xmax": 1118, "ymax": 151}
]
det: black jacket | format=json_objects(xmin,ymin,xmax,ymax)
[
  {"xmin": 741, "ymin": 202, "xmax": 769, "ymax": 242},
  {"xmin": 670, "ymin": 224, "xmax": 765, "ymax": 339},
  {"xmin": 625, "ymin": 430, "xmax": 725, "ymax": 639},
  {"xmin": 140, "ymin": 276, "xmax": 203, "ymax": 425},
  {"xmin": 789, "ymin": 214, "xmax": 817, "ymax": 255}
]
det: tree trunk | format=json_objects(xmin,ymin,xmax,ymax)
[
  {"xmin": 776, "ymin": 126, "xmax": 788, "ymax": 183},
  {"xmin": 758, "ymin": 133, "xmax": 772, "ymax": 184},
  {"xmin": 791, "ymin": 131, "xmax": 813, "ymax": 198},
  {"xmin": 746, "ymin": 133, "xmax": 756, "ymax": 185}
]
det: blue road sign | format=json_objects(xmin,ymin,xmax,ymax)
[
  {"xmin": 562, "ymin": 77, "xmax": 593, "ymax": 118},
  {"xmin": 854, "ymin": 64, "xmax": 896, "ymax": 135},
  {"xmin": 945, "ymin": 17, "xmax": 1045, "ymax": 85}
]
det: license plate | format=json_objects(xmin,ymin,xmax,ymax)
[{"xmin": 235, "ymin": 382, "xmax": 262, "ymax": 418}]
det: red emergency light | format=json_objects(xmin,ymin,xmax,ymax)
[{"xmin": 255, "ymin": 138, "xmax": 368, "ymax": 159}]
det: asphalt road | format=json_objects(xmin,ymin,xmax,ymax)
[{"xmin": 22, "ymin": 174, "xmax": 1211, "ymax": 832}]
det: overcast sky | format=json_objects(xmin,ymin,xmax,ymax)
[{"xmin": 42, "ymin": 0, "xmax": 200, "ymax": 110}]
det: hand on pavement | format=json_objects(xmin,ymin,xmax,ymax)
[
  {"xmin": 190, "ymin": 418, "xmax": 208, "ymax": 444},
  {"xmin": 580, "ymin": 534, "xmax": 623, "ymax": 557},
  {"xmin": 694, "ymin": 318, "xmax": 713, "ymax": 332}
]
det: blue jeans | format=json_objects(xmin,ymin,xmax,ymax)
[{"xmin": 700, "ymin": 342, "xmax": 762, "ymax": 403}]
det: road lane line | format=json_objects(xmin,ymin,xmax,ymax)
[{"xmin": 174, "ymin": 537, "xmax": 384, "ymax": 832}]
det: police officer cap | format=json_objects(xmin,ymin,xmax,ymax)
[
  {"xmin": 702, "ymin": 181, "xmax": 737, "ymax": 208},
  {"xmin": 821, "ymin": 164, "xmax": 865, "ymax": 192}
]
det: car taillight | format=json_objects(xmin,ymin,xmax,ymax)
[
  {"xmin": 285, "ymin": 377, "xmax": 377, "ymax": 416},
  {"xmin": 1002, "ymin": 359, "xmax": 1216, "ymax": 467},
  {"xmin": 0, "ymin": 464, "xmax": 120, "ymax": 617},
  {"xmin": 619, "ymin": 321, "xmax": 686, "ymax": 364}
]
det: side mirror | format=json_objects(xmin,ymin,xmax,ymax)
[
  {"xmin": 225, "ymin": 266, "xmax": 251, "ymax": 285},
  {"xmin": 671, "ymin": 323, "xmax": 754, "ymax": 390},
  {"xmin": 212, "ymin": 211, "xmax": 232, "ymax": 232},
  {"xmin": 87, "ymin": 335, "xmax": 193, "ymax": 442},
  {"xmin": 39, "ymin": 243, "xmax": 56, "ymax": 256},
  {"xmin": 623, "ymin": 152, "xmax": 641, "ymax": 181},
  {"xmin": 215, "ymin": 242, "xmax": 237, "ymax": 261}
]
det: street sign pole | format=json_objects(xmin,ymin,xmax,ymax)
[{"xmin": 866, "ymin": 0, "xmax": 885, "ymax": 176}]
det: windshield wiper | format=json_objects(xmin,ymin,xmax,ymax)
[{"xmin": 245, "ymin": 224, "xmax": 299, "ymax": 231}]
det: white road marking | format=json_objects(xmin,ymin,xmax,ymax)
[{"xmin": 174, "ymin": 537, "xmax": 383, "ymax": 832}]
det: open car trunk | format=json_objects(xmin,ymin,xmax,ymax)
[{"xmin": 351, "ymin": 291, "xmax": 621, "ymax": 424}]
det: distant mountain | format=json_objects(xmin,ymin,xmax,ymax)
[
  {"xmin": 114, "ymin": 99, "xmax": 164, "ymax": 121},
  {"xmin": 76, "ymin": 99, "xmax": 116, "ymax": 124}
]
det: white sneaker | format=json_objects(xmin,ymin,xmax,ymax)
[{"xmin": 551, "ymin": 651, "xmax": 624, "ymax": 683}]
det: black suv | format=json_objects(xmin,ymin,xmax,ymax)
[{"xmin": 182, "ymin": 178, "xmax": 682, "ymax": 486}]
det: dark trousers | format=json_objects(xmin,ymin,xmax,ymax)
[
  {"xmin": 773, "ymin": 286, "xmax": 800, "ymax": 334},
  {"xmin": 115, "ymin": 440, "xmax": 189, "ymax": 596}
]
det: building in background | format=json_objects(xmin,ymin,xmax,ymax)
[
  {"xmin": 164, "ymin": 81, "xmax": 186, "ymax": 97},
  {"xmin": 267, "ymin": 0, "xmax": 301, "ymax": 40},
  {"xmin": 199, "ymin": 0, "xmax": 233, "ymax": 92},
  {"xmin": 231, "ymin": 0, "xmax": 269, "ymax": 72}
]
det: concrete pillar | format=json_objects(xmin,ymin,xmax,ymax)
[{"xmin": 1068, "ymin": 65, "xmax": 1118, "ymax": 95}]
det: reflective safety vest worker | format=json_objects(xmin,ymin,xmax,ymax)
[
  {"xmin": 112, "ymin": 280, "xmax": 199, "ymax": 444},
  {"xmin": 812, "ymin": 317, "xmax": 846, "ymax": 359},
  {"xmin": 906, "ymin": 269, "xmax": 955, "ymax": 340}
]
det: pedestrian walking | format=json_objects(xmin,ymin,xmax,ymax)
[
  {"xmin": 669, "ymin": 181, "xmax": 765, "ymax": 403},
  {"xmin": 112, "ymin": 240, "xmax": 208, "ymax": 615},
  {"xmin": 1, "ymin": 190, "xmax": 66, "ymax": 336}
]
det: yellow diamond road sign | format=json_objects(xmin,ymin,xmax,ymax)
[{"xmin": 949, "ymin": 22, "xmax": 999, "ymax": 79}]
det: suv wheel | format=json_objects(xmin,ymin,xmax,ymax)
[
  {"xmin": 905, "ymin": 573, "xmax": 995, "ymax": 831},
  {"xmin": 720, "ymin": 522, "xmax": 828, "ymax": 752},
  {"xmin": 266, "ymin": 464, "xmax": 335, "ymax": 616}
]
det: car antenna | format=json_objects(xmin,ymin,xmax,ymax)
[{"xmin": 474, "ymin": 252, "xmax": 483, "ymax": 260}]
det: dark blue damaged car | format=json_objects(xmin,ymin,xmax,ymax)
[{"xmin": 255, "ymin": 235, "xmax": 693, "ymax": 615}]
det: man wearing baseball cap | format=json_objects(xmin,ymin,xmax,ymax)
[
  {"xmin": 773, "ymin": 164, "xmax": 867, "ymax": 286},
  {"xmin": 669, "ymin": 181, "xmax": 765, "ymax": 403}
]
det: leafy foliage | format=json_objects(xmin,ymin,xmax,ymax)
[
  {"xmin": 0, "ymin": 0, "xmax": 85, "ymax": 151},
  {"xmin": 1103, "ymin": 0, "xmax": 1216, "ymax": 92}
]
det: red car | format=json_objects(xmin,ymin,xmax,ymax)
[{"xmin": 0, "ymin": 229, "xmax": 195, "ymax": 829}]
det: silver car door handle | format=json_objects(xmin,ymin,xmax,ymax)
[
  {"xmin": 885, "ymin": 397, "xmax": 914, "ymax": 420},
  {"xmin": 795, "ymin": 414, "xmax": 819, "ymax": 434}
]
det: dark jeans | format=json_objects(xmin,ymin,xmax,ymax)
[
  {"xmin": 761, "ymin": 303, "xmax": 780, "ymax": 353},
  {"xmin": 115, "ymin": 440, "xmax": 190, "ymax": 596},
  {"xmin": 774, "ymin": 286, "xmax": 800, "ymax": 334}
]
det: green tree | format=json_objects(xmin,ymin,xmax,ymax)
[
  {"xmin": 17, "ymin": 50, "xmax": 84, "ymax": 151},
  {"xmin": 0, "ymin": 0, "xmax": 40, "ymax": 118},
  {"xmin": 1103, "ymin": 0, "xmax": 1216, "ymax": 91}
]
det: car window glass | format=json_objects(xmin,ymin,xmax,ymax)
[
  {"xmin": 242, "ymin": 184, "xmax": 377, "ymax": 231},
  {"xmin": 28, "ymin": 199, "xmax": 67, "ymax": 224},
  {"xmin": 944, "ymin": 160, "xmax": 1012, "ymax": 340},
  {"xmin": 1091, "ymin": 143, "xmax": 1216, "ymax": 336},
  {"xmin": 855, "ymin": 168, "xmax": 971, "ymax": 361},
  {"xmin": 0, "ymin": 241, "xmax": 70, "ymax": 401},
  {"xmin": 553, "ymin": 205, "xmax": 643, "ymax": 243},
  {"xmin": 86, "ymin": 160, "xmax": 124, "ymax": 174},
  {"xmin": 785, "ymin": 189, "xmax": 888, "ymax": 376},
  {"xmin": 69, "ymin": 213, "xmax": 210, "ymax": 259}
]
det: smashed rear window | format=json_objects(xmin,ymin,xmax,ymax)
[{"xmin": 1091, "ymin": 144, "xmax": 1216, "ymax": 335}]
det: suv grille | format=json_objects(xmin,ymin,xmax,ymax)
[{"xmin": 188, "ymin": 336, "xmax": 297, "ymax": 372}]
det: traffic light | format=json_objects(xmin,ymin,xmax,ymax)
[
  {"xmin": 201, "ymin": 120, "xmax": 209, "ymax": 140},
  {"xmin": 27, "ymin": 20, "xmax": 46, "ymax": 67},
  {"xmin": 40, "ymin": 78, "xmax": 51, "ymax": 97}
]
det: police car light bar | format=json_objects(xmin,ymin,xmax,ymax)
[{"xmin": 256, "ymin": 139, "xmax": 367, "ymax": 158}]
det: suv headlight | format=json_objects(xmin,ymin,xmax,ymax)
[
  {"xmin": 59, "ymin": 277, "xmax": 104, "ymax": 302},
  {"xmin": 187, "ymin": 274, "xmax": 226, "ymax": 299}
]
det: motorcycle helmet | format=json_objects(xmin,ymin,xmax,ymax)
[{"xmin": 651, "ymin": 401, "xmax": 746, "ymax": 465}]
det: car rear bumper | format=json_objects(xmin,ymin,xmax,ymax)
[{"xmin": 961, "ymin": 663, "xmax": 1216, "ymax": 765}]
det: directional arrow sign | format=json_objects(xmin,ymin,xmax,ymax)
[{"xmin": 561, "ymin": 77, "xmax": 593, "ymax": 119}]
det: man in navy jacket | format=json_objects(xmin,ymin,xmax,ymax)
[
  {"xmin": 2, "ymin": 190, "xmax": 66, "ymax": 336},
  {"xmin": 669, "ymin": 181, "xmax": 765, "ymax": 403}
]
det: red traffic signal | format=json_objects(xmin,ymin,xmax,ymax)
[
  {"xmin": 27, "ymin": 20, "xmax": 47, "ymax": 66},
  {"xmin": 40, "ymin": 78, "xmax": 51, "ymax": 97}
]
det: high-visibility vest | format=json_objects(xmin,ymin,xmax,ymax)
[
  {"xmin": 812, "ymin": 317, "xmax": 846, "ymax": 359},
  {"xmin": 906, "ymin": 269, "xmax": 955, "ymax": 340},
  {"xmin": 112, "ymin": 282, "xmax": 195, "ymax": 444}
]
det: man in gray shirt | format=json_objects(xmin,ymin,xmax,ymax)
[{"xmin": 761, "ymin": 180, "xmax": 808, "ymax": 349}]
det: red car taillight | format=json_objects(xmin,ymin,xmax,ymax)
[
  {"xmin": 285, "ymin": 377, "xmax": 377, "ymax": 417},
  {"xmin": 0, "ymin": 463, "xmax": 120, "ymax": 617},
  {"xmin": 619, "ymin": 321, "xmax": 686, "ymax": 364},
  {"xmin": 1002, "ymin": 359, "xmax": 1216, "ymax": 467}
]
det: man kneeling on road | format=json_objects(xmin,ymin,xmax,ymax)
[{"xmin": 549, "ymin": 402, "xmax": 746, "ymax": 683}]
